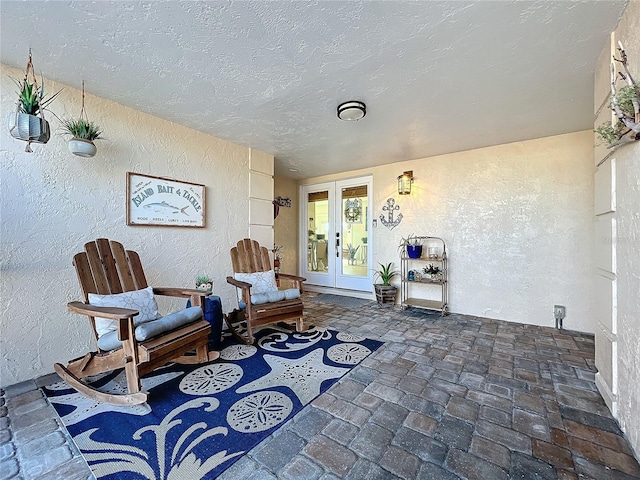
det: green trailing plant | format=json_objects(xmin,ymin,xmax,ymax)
[
  {"xmin": 374, "ymin": 262, "xmax": 399, "ymax": 286},
  {"xmin": 595, "ymin": 121, "xmax": 627, "ymax": 146},
  {"xmin": 60, "ymin": 117, "xmax": 103, "ymax": 141},
  {"xmin": 595, "ymin": 42, "xmax": 640, "ymax": 149},
  {"xmin": 613, "ymin": 81, "xmax": 640, "ymax": 116}
]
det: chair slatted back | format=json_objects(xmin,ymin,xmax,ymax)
[
  {"xmin": 230, "ymin": 238, "xmax": 272, "ymax": 273},
  {"xmin": 73, "ymin": 239, "xmax": 149, "ymax": 301}
]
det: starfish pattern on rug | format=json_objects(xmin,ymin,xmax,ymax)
[{"xmin": 236, "ymin": 347, "xmax": 350, "ymax": 404}]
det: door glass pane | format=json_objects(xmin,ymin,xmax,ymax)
[
  {"xmin": 341, "ymin": 185, "xmax": 368, "ymax": 277},
  {"xmin": 307, "ymin": 191, "xmax": 329, "ymax": 273}
]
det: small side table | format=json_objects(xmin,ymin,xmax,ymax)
[{"xmin": 187, "ymin": 295, "xmax": 223, "ymax": 350}]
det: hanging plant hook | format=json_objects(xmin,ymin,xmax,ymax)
[{"xmin": 80, "ymin": 80, "xmax": 88, "ymax": 121}]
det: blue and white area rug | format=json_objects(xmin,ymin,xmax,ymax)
[{"xmin": 43, "ymin": 325, "xmax": 383, "ymax": 479}]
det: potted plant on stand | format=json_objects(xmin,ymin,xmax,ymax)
[
  {"xmin": 373, "ymin": 262, "xmax": 399, "ymax": 305},
  {"xmin": 398, "ymin": 234, "xmax": 423, "ymax": 259},
  {"xmin": 60, "ymin": 81, "xmax": 103, "ymax": 157},
  {"xmin": 423, "ymin": 264, "xmax": 442, "ymax": 281},
  {"xmin": 8, "ymin": 50, "xmax": 61, "ymax": 152}
]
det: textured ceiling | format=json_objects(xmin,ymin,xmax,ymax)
[{"xmin": 0, "ymin": 1, "xmax": 627, "ymax": 179}]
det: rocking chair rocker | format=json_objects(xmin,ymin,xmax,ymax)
[
  {"xmin": 226, "ymin": 239, "xmax": 306, "ymax": 343},
  {"xmin": 54, "ymin": 238, "xmax": 218, "ymax": 406}
]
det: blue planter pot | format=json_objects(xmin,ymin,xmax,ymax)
[{"xmin": 407, "ymin": 245, "xmax": 422, "ymax": 259}]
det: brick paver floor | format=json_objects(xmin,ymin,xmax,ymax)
[{"xmin": 1, "ymin": 293, "xmax": 639, "ymax": 479}]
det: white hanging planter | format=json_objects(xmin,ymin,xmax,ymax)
[
  {"xmin": 8, "ymin": 51, "xmax": 60, "ymax": 153},
  {"xmin": 68, "ymin": 138, "xmax": 97, "ymax": 157},
  {"xmin": 8, "ymin": 112, "xmax": 51, "ymax": 145}
]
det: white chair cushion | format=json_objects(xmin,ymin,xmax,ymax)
[
  {"xmin": 234, "ymin": 270, "xmax": 278, "ymax": 302},
  {"xmin": 88, "ymin": 286, "xmax": 159, "ymax": 338}
]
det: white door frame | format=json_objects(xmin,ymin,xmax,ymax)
[{"xmin": 299, "ymin": 176, "xmax": 373, "ymax": 291}]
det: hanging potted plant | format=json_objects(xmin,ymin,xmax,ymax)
[
  {"xmin": 8, "ymin": 50, "xmax": 61, "ymax": 152},
  {"xmin": 60, "ymin": 81, "xmax": 103, "ymax": 158}
]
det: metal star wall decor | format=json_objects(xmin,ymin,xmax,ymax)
[{"xmin": 379, "ymin": 198, "xmax": 403, "ymax": 230}]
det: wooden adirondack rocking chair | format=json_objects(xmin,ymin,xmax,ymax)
[
  {"xmin": 54, "ymin": 238, "xmax": 218, "ymax": 406},
  {"xmin": 226, "ymin": 239, "xmax": 306, "ymax": 343}
]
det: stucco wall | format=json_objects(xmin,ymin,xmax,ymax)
[
  {"xmin": 274, "ymin": 176, "xmax": 299, "ymax": 286},
  {"xmin": 301, "ymin": 131, "xmax": 595, "ymax": 332},
  {"xmin": 0, "ymin": 65, "xmax": 269, "ymax": 385},
  {"xmin": 610, "ymin": 0, "xmax": 640, "ymax": 457}
]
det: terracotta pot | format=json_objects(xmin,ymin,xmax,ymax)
[{"xmin": 68, "ymin": 138, "xmax": 97, "ymax": 158}]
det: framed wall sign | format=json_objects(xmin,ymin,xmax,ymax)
[{"xmin": 126, "ymin": 172, "xmax": 206, "ymax": 228}]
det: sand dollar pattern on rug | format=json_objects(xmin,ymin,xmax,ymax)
[
  {"xmin": 180, "ymin": 363, "xmax": 243, "ymax": 395},
  {"xmin": 227, "ymin": 391, "xmax": 293, "ymax": 433},
  {"xmin": 220, "ymin": 344, "xmax": 257, "ymax": 361},
  {"xmin": 326, "ymin": 343, "xmax": 372, "ymax": 365},
  {"xmin": 336, "ymin": 332, "xmax": 365, "ymax": 342}
]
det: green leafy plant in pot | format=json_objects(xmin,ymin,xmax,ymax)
[
  {"xmin": 373, "ymin": 262, "xmax": 399, "ymax": 305},
  {"xmin": 195, "ymin": 275, "xmax": 213, "ymax": 293},
  {"xmin": 60, "ymin": 81, "xmax": 103, "ymax": 158},
  {"xmin": 423, "ymin": 264, "xmax": 442, "ymax": 281},
  {"xmin": 398, "ymin": 234, "xmax": 423, "ymax": 259},
  {"xmin": 8, "ymin": 50, "xmax": 62, "ymax": 152}
]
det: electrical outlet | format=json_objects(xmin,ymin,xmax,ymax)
[{"xmin": 554, "ymin": 305, "xmax": 565, "ymax": 329}]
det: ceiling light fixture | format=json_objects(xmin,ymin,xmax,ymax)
[{"xmin": 337, "ymin": 101, "xmax": 366, "ymax": 121}]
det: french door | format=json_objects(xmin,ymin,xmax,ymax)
[{"xmin": 300, "ymin": 176, "xmax": 372, "ymax": 291}]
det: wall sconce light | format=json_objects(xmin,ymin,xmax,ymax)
[
  {"xmin": 397, "ymin": 171, "xmax": 414, "ymax": 195},
  {"xmin": 337, "ymin": 101, "xmax": 366, "ymax": 121}
]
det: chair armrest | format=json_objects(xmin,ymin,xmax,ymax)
[
  {"xmin": 153, "ymin": 287, "xmax": 206, "ymax": 298},
  {"xmin": 278, "ymin": 273, "xmax": 306, "ymax": 283},
  {"xmin": 152, "ymin": 287, "xmax": 208, "ymax": 309},
  {"xmin": 226, "ymin": 276, "xmax": 252, "ymax": 290},
  {"xmin": 277, "ymin": 273, "xmax": 306, "ymax": 292},
  {"xmin": 68, "ymin": 301, "xmax": 138, "ymax": 342},
  {"xmin": 67, "ymin": 301, "xmax": 138, "ymax": 319}
]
